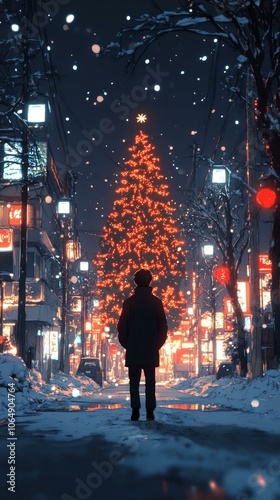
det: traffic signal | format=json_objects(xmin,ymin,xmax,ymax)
[{"xmin": 255, "ymin": 176, "xmax": 278, "ymax": 209}]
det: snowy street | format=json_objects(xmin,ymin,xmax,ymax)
[{"xmin": 1, "ymin": 359, "xmax": 280, "ymax": 500}]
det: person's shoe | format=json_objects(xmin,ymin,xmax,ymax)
[
  {"xmin": 146, "ymin": 410, "xmax": 155, "ymax": 421},
  {"xmin": 131, "ymin": 409, "xmax": 140, "ymax": 421}
]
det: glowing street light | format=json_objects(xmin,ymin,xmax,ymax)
[
  {"xmin": 79, "ymin": 260, "xmax": 89, "ymax": 272},
  {"xmin": 79, "ymin": 259, "xmax": 89, "ymax": 358},
  {"xmin": 56, "ymin": 198, "xmax": 73, "ymax": 373},
  {"xmin": 202, "ymin": 244, "xmax": 214, "ymax": 257},
  {"xmin": 57, "ymin": 198, "xmax": 72, "ymax": 217},
  {"xmin": 211, "ymin": 165, "xmax": 230, "ymax": 189}
]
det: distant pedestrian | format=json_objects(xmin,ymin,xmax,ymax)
[{"xmin": 117, "ymin": 269, "xmax": 168, "ymax": 421}]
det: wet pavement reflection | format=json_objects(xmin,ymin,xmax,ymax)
[{"xmin": 43, "ymin": 402, "xmax": 232, "ymax": 412}]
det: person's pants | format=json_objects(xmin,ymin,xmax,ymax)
[{"xmin": 128, "ymin": 365, "xmax": 156, "ymax": 411}]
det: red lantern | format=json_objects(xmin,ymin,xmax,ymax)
[
  {"xmin": 256, "ymin": 187, "xmax": 277, "ymax": 209},
  {"xmin": 213, "ymin": 265, "xmax": 230, "ymax": 285}
]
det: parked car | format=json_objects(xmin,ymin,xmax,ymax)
[
  {"xmin": 76, "ymin": 357, "xmax": 103, "ymax": 386},
  {"xmin": 216, "ymin": 362, "xmax": 235, "ymax": 380}
]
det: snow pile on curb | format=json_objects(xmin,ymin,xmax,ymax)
[
  {"xmin": 0, "ymin": 354, "xmax": 102, "ymax": 419},
  {"xmin": 173, "ymin": 370, "xmax": 280, "ymax": 415},
  {"xmin": 0, "ymin": 353, "xmax": 30, "ymax": 391},
  {"xmin": 1, "ymin": 354, "xmax": 279, "ymax": 419}
]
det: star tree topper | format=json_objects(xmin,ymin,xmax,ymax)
[{"xmin": 136, "ymin": 113, "xmax": 147, "ymax": 123}]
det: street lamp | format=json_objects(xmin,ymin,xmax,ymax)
[
  {"xmin": 202, "ymin": 244, "xmax": 214, "ymax": 258},
  {"xmin": 79, "ymin": 260, "xmax": 89, "ymax": 272},
  {"xmin": 57, "ymin": 198, "xmax": 72, "ymax": 218},
  {"xmin": 202, "ymin": 244, "xmax": 217, "ymax": 375},
  {"xmin": 56, "ymin": 197, "xmax": 72, "ymax": 373},
  {"xmin": 79, "ymin": 259, "xmax": 89, "ymax": 357},
  {"xmin": 27, "ymin": 103, "xmax": 46, "ymax": 124},
  {"xmin": 211, "ymin": 165, "xmax": 230, "ymax": 190}
]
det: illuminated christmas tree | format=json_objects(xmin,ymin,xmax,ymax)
[{"xmin": 93, "ymin": 124, "xmax": 186, "ymax": 331}]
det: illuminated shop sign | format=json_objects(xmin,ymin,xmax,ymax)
[
  {"xmin": 0, "ymin": 229, "xmax": 13, "ymax": 251},
  {"xmin": 259, "ymin": 254, "xmax": 272, "ymax": 273},
  {"xmin": 43, "ymin": 330, "xmax": 59, "ymax": 360},
  {"xmin": 8, "ymin": 204, "xmax": 30, "ymax": 226}
]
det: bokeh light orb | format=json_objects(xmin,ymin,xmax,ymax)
[
  {"xmin": 66, "ymin": 14, "xmax": 75, "ymax": 23},
  {"xmin": 92, "ymin": 44, "xmax": 101, "ymax": 54},
  {"xmin": 11, "ymin": 24, "xmax": 20, "ymax": 32},
  {"xmin": 251, "ymin": 399, "xmax": 260, "ymax": 408},
  {"xmin": 45, "ymin": 195, "xmax": 52, "ymax": 204},
  {"xmin": 72, "ymin": 388, "xmax": 80, "ymax": 397}
]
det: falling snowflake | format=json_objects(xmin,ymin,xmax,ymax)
[{"xmin": 136, "ymin": 113, "xmax": 147, "ymax": 123}]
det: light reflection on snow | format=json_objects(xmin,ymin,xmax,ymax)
[
  {"xmin": 160, "ymin": 403, "xmax": 230, "ymax": 411},
  {"xmin": 68, "ymin": 404, "xmax": 122, "ymax": 411}
]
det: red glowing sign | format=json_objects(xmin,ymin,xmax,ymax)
[
  {"xmin": 259, "ymin": 254, "xmax": 272, "ymax": 273},
  {"xmin": 8, "ymin": 204, "xmax": 30, "ymax": 226},
  {"xmin": 256, "ymin": 187, "xmax": 277, "ymax": 209},
  {"xmin": 0, "ymin": 229, "xmax": 13, "ymax": 251},
  {"xmin": 213, "ymin": 265, "xmax": 230, "ymax": 285},
  {"xmin": 8, "ymin": 204, "xmax": 22, "ymax": 226}
]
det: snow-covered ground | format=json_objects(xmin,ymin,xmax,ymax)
[{"xmin": 1, "ymin": 353, "xmax": 280, "ymax": 499}]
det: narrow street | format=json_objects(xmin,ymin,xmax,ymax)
[{"xmin": 1, "ymin": 383, "xmax": 279, "ymax": 500}]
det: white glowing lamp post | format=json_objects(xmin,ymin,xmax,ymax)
[
  {"xmin": 201, "ymin": 243, "xmax": 217, "ymax": 375},
  {"xmin": 79, "ymin": 259, "xmax": 89, "ymax": 357},
  {"xmin": 211, "ymin": 165, "xmax": 230, "ymax": 190},
  {"xmin": 79, "ymin": 260, "xmax": 89, "ymax": 272},
  {"xmin": 56, "ymin": 197, "xmax": 73, "ymax": 373},
  {"xmin": 57, "ymin": 198, "xmax": 72, "ymax": 218},
  {"xmin": 202, "ymin": 244, "xmax": 214, "ymax": 258},
  {"xmin": 27, "ymin": 103, "xmax": 46, "ymax": 124}
]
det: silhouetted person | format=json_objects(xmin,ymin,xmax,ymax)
[{"xmin": 117, "ymin": 269, "xmax": 168, "ymax": 421}]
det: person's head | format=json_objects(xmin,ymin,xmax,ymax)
[{"xmin": 133, "ymin": 268, "xmax": 152, "ymax": 287}]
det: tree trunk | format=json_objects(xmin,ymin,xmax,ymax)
[{"xmin": 227, "ymin": 280, "xmax": 248, "ymax": 376}]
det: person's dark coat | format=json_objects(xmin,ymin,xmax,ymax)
[{"xmin": 117, "ymin": 286, "xmax": 168, "ymax": 367}]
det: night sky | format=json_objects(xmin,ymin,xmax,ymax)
[{"xmin": 47, "ymin": 1, "xmax": 252, "ymax": 258}]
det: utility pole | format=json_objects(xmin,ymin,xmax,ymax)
[
  {"xmin": 59, "ymin": 227, "xmax": 68, "ymax": 373},
  {"xmin": 246, "ymin": 71, "xmax": 262, "ymax": 378},
  {"xmin": 17, "ymin": 2, "xmax": 32, "ymax": 361},
  {"xmin": 210, "ymin": 272, "xmax": 217, "ymax": 374},
  {"xmin": 191, "ymin": 142, "xmax": 201, "ymax": 376},
  {"xmin": 58, "ymin": 170, "xmax": 74, "ymax": 374}
]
